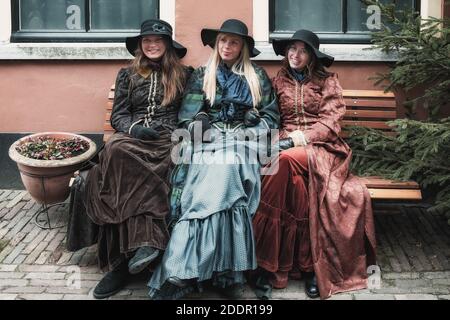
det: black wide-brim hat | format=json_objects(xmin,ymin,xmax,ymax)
[
  {"xmin": 126, "ymin": 19, "xmax": 187, "ymax": 59},
  {"xmin": 272, "ymin": 29, "xmax": 334, "ymax": 67},
  {"xmin": 201, "ymin": 19, "xmax": 261, "ymax": 58}
]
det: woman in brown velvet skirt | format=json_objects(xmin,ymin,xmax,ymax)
[
  {"xmin": 252, "ymin": 30, "xmax": 377, "ymax": 299},
  {"xmin": 81, "ymin": 19, "xmax": 192, "ymax": 299}
]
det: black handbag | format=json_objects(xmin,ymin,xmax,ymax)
[{"xmin": 65, "ymin": 144, "xmax": 104, "ymax": 252}]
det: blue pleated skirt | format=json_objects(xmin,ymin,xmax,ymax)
[{"xmin": 148, "ymin": 127, "xmax": 266, "ymax": 299}]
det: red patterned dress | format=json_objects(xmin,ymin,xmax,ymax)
[{"xmin": 252, "ymin": 67, "xmax": 377, "ymax": 299}]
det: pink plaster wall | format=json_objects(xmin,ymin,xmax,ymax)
[{"xmin": 0, "ymin": 61, "xmax": 127, "ymax": 133}]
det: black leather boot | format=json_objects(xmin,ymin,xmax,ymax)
[
  {"xmin": 253, "ymin": 272, "xmax": 273, "ymax": 300},
  {"xmin": 155, "ymin": 277, "xmax": 193, "ymax": 299},
  {"xmin": 304, "ymin": 272, "xmax": 320, "ymax": 299},
  {"xmin": 167, "ymin": 276, "xmax": 191, "ymax": 288},
  {"xmin": 93, "ymin": 261, "xmax": 129, "ymax": 299},
  {"xmin": 219, "ymin": 283, "xmax": 245, "ymax": 299}
]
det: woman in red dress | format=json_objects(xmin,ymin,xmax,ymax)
[{"xmin": 252, "ymin": 29, "xmax": 377, "ymax": 299}]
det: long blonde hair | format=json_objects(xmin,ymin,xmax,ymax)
[
  {"xmin": 131, "ymin": 38, "xmax": 188, "ymax": 106},
  {"xmin": 203, "ymin": 33, "xmax": 261, "ymax": 108}
]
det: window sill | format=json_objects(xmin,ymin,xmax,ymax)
[
  {"xmin": 0, "ymin": 42, "xmax": 398, "ymax": 62},
  {"xmin": 253, "ymin": 42, "xmax": 398, "ymax": 62},
  {"xmin": 0, "ymin": 42, "xmax": 132, "ymax": 60}
]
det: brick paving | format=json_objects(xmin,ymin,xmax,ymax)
[{"xmin": 0, "ymin": 189, "xmax": 449, "ymax": 300}]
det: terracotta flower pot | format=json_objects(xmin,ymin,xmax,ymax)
[{"xmin": 8, "ymin": 132, "xmax": 97, "ymax": 205}]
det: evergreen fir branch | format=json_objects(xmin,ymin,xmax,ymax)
[
  {"xmin": 346, "ymin": 118, "xmax": 450, "ymax": 213},
  {"xmin": 360, "ymin": 0, "xmax": 450, "ymax": 120}
]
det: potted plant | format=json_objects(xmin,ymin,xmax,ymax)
[{"xmin": 8, "ymin": 132, "xmax": 97, "ymax": 205}]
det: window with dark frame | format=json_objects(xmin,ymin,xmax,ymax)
[
  {"xmin": 270, "ymin": 0, "xmax": 419, "ymax": 44},
  {"xmin": 11, "ymin": 0, "xmax": 159, "ymax": 42}
]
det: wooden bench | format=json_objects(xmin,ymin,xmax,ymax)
[
  {"xmin": 341, "ymin": 89, "xmax": 421, "ymax": 201},
  {"xmin": 103, "ymin": 85, "xmax": 422, "ymax": 202},
  {"xmin": 103, "ymin": 85, "xmax": 116, "ymax": 143}
]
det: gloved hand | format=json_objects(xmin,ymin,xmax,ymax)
[
  {"xmin": 244, "ymin": 109, "xmax": 261, "ymax": 127},
  {"xmin": 218, "ymin": 101, "xmax": 252, "ymax": 123},
  {"xmin": 190, "ymin": 113, "xmax": 212, "ymax": 143},
  {"xmin": 288, "ymin": 130, "xmax": 308, "ymax": 147},
  {"xmin": 278, "ymin": 138, "xmax": 294, "ymax": 151},
  {"xmin": 130, "ymin": 125, "xmax": 160, "ymax": 140}
]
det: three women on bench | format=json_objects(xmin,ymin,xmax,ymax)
[{"xmin": 80, "ymin": 18, "xmax": 376, "ymax": 300}]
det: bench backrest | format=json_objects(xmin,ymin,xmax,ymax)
[
  {"xmin": 341, "ymin": 89, "xmax": 396, "ymax": 137},
  {"xmin": 104, "ymin": 87, "xmax": 396, "ymax": 142},
  {"xmin": 104, "ymin": 85, "xmax": 115, "ymax": 142}
]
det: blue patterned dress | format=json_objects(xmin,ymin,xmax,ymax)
[{"xmin": 148, "ymin": 63, "xmax": 279, "ymax": 299}]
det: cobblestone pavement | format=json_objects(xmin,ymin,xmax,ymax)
[{"xmin": 0, "ymin": 189, "xmax": 449, "ymax": 300}]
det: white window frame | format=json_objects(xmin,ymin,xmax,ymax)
[
  {"xmin": 0, "ymin": 0, "xmax": 175, "ymax": 60},
  {"xmin": 252, "ymin": 0, "xmax": 443, "ymax": 62}
]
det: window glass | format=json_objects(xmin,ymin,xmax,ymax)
[
  {"xmin": 15, "ymin": 0, "xmax": 159, "ymax": 40},
  {"xmin": 91, "ymin": 0, "xmax": 158, "ymax": 30},
  {"xmin": 274, "ymin": 0, "xmax": 342, "ymax": 33},
  {"xmin": 271, "ymin": 0, "xmax": 417, "ymax": 43},
  {"xmin": 348, "ymin": 0, "xmax": 415, "ymax": 32},
  {"xmin": 20, "ymin": 0, "xmax": 85, "ymax": 31}
]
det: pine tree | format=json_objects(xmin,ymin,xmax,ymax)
[
  {"xmin": 347, "ymin": 118, "xmax": 450, "ymax": 216},
  {"xmin": 362, "ymin": 0, "xmax": 450, "ymax": 119},
  {"xmin": 347, "ymin": 1, "xmax": 450, "ymax": 221}
]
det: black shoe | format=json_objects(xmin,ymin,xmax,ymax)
[
  {"xmin": 253, "ymin": 274, "xmax": 272, "ymax": 300},
  {"xmin": 219, "ymin": 283, "xmax": 245, "ymax": 299},
  {"xmin": 128, "ymin": 246, "xmax": 160, "ymax": 275},
  {"xmin": 167, "ymin": 276, "xmax": 191, "ymax": 288},
  {"xmin": 304, "ymin": 273, "xmax": 320, "ymax": 299},
  {"xmin": 93, "ymin": 262, "xmax": 129, "ymax": 299},
  {"xmin": 156, "ymin": 277, "xmax": 192, "ymax": 299}
]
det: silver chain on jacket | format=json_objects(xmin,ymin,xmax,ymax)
[{"xmin": 143, "ymin": 72, "xmax": 159, "ymax": 128}]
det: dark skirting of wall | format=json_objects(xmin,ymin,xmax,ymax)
[{"xmin": 0, "ymin": 133, "xmax": 104, "ymax": 190}]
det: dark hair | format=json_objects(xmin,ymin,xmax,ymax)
[
  {"xmin": 283, "ymin": 42, "xmax": 332, "ymax": 80},
  {"xmin": 131, "ymin": 37, "xmax": 188, "ymax": 106}
]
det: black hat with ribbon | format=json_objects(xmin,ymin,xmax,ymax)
[
  {"xmin": 201, "ymin": 19, "xmax": 260, "ymax": 58},
  {"xmin": 272, "ymin": 29, "xmax": 334, "ymax": 67},
  {"xmin": 126, "ymin": 19, "xmax": 187, "ymax": 58}
]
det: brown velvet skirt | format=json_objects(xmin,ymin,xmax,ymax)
[
  {"xmin": 85, "ymin": 132, "xmax": 173, "ymax": 271},
  {"xmin": 252, "ymin": 147, "xmax": 312, "ymax": 288}
]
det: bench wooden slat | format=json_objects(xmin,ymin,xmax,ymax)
[
  {"xmin": 367, "ymin": 188, "xmax": 422, "ymax": 200},
  {"xmin": 343, "ymin": 89, "xmax": 395, "ymax": 98},
  {"xmin": 344, "ymin": 99, "xmax": 396, "ymax": 108},
  {"xmin": 344, "ymin": 110, "xmax": 396, "ymax": 119},
  {"xmin": 108, "ymin": 89, "xmax": 395, "ymax": 100},
  {"xmin": 340, "ymin": 131, "xmax": 397, "ymax": 138},
  {"xmin": 341, "ymin": 120, "xmax": 392, "ymax": 130},
  {"xmin": 103, "ymin": 133, "xmax": 113, "ymax": 142},
  {"xmin": 360, "ymin": 176, "xmax": 420, "ymax": 189}
]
